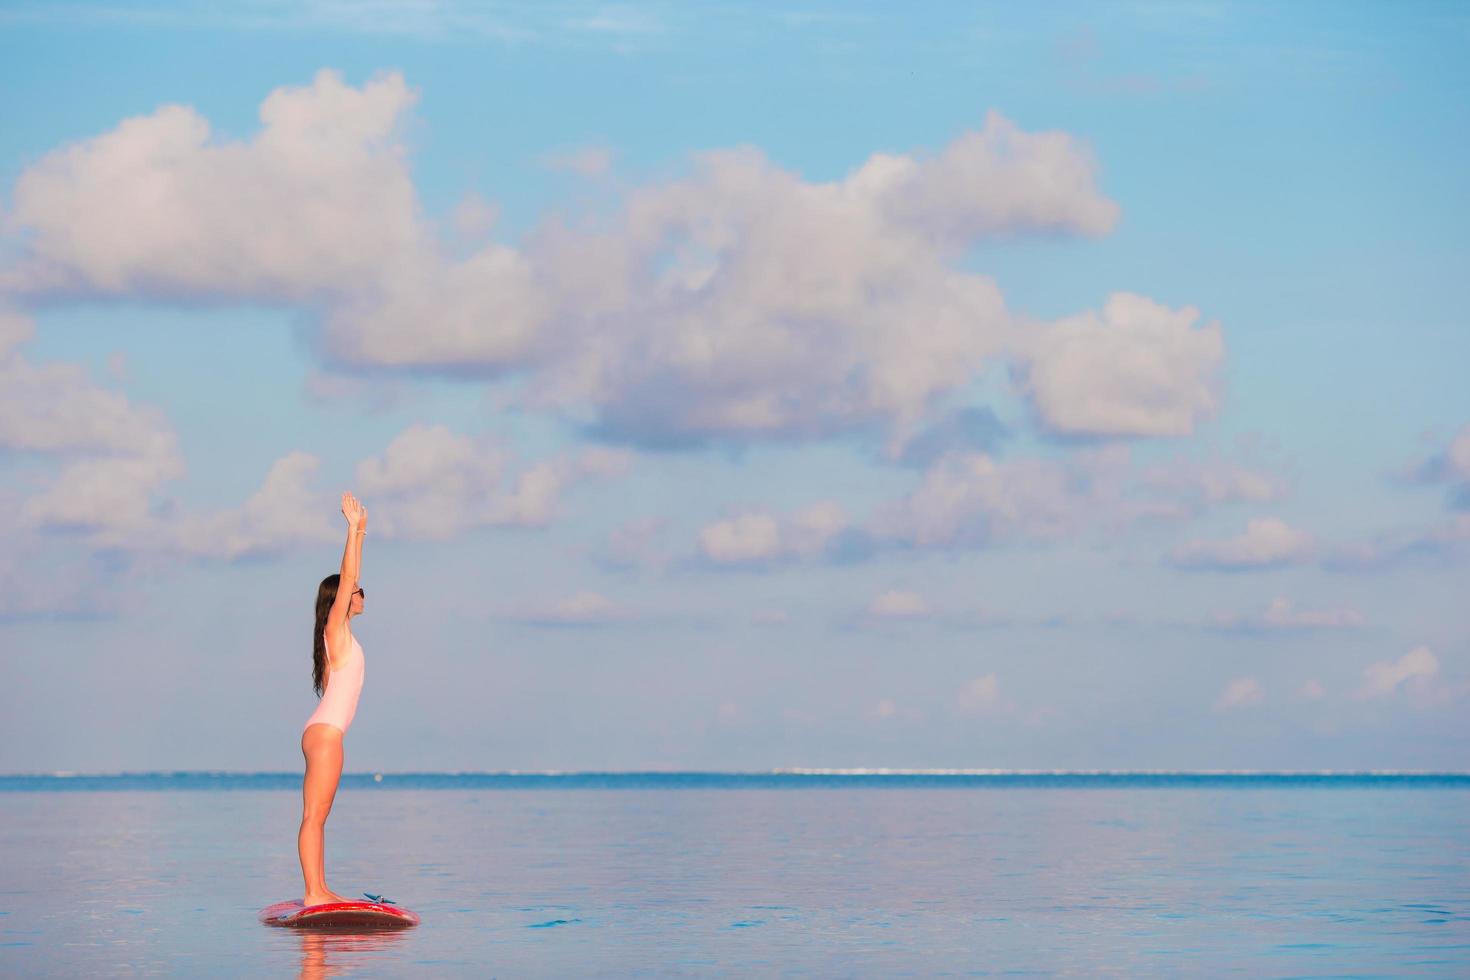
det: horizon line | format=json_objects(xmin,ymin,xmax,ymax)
[{"xmin": 8, "ymin": 768, "xmax": 1470, "ymax": 779}]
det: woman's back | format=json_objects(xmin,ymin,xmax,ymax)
[{"xmin": 303, "ymin": 629, "xmax": 364, "ymax": 735}]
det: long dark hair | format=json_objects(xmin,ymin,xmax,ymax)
[{"xmin": 312, "ymin": 574, "xmax": 340, "ymax": 697}]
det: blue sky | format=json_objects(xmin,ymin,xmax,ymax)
[{"xmin": 1, "ymin": 1, "xmax": 1467, "ymax": 773}]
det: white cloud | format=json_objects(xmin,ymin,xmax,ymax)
[
  {"xmin": 1211, "ymin": 597, "xmax": 1365, "ymax": 632},
  {"xmin": 517, "ymin": 112, "xmax": 1122, "ymax": 449},
  {"xmin": 353, "ymin": 425, "xmax": 631, "ymax": 540},
  {"xmin": 7, "ymin": 85, "xmax": 1123, "ymax": 449},
  {"xmin": 5, "ymin": 76, "xmax": 1235, "ymax": 461},
  {"xmin": 4, "ymin": 70, "xmax": 546, "ymax": 375},
  {"xmin": 0, "ymin": 328, "xmax": 178, "ymax": 460},
  {"xmin": 542, "ymin": 145, "xmax": 615, "ymax": 177},
  {"xmin": 451, "ymin": 191, "xmax": 501, "ymax": 240},
  {"xmin": 522, "ymin": 145, "xmax": 1012, "ymax": 447},
  {"xmin": 957, "ymin": 674, "xmax": 1000, "ymax": 711},
  {"xmin": 597, "ymin": 516, "xmax": 671, "ymax": 570},
  {"xmin": 1354, "ymin": 646, "xmax": 1438, "ymax": 701},
  {"xmin": 501, "ymin": 590, "xmax": 632, "ymax": 626},
  {"xmin": 171, "ymin": 451, "xmax": 335, "ymax": 560},
  {"xmin": 317, "ymin": 241, "xmax": 545, "ymax": 370},
  {"xmin": 696, "ymin": 445, "xmax": 1290, "ymax": 565},
  {"xmin": 24, "ymin": 452, "xmax": 186, "ymax": 539},
  {"xmin": 863, "ymin": 109, "xmax": 1120, "ymax": 244},
  {"xmin": 1171, "ymin": 517, "xmax": 1312, "ymax": 570},
  {"xmin": 872, "ymin": 698, "xmax": 898, "ymax": 720},
  {"xmin": 1411, "ymin": 423, "xmax": 1470, "ymax": 485},
  {"xmin": 2, "ymin": 316, "xmax": 187, "ymax": 543},
  {"xmin": 1326, "ymin": 513, "xmax": 1470, "ymax": 571},
  {"xmin": 1448, "ymin": 427, "xmax": 1470, "ymax": 483},
  {"xmin": 1215, "ymin": 677, "xmax": 1264, "ymax": 710},
  {"xmin": 1138, "ymin": 457, "xmax": 1285, "ymax": 513},
  {"xmin": 13, "ymin": 406, "xmax": 627, "ymax": 561},
  {"xmin": 1021, "ymin": 292, "xmax": 1224, "ymax": 437},
  {"xmin": 5, "ymin": 70, "xmax": 425, "ymax": 300},
  {"xmin": 867, "ymin": 589, "xmax": 930, "ymax": 619},
  {"xmin": 697, "ymin": 501, "xmax": 847, "ymax": 565},
  {"xmin": 0, "ymin": 306, "xmax": 34, "ymax": 356},
  {"xmin": 1406, "ymin": 424, "xmax": 1470, "ymax": 513},
  {"xmin": 870, "ymin": 448, "xmax": 1130, "ymax": 548},
  {"xmin": 698, "ymin": 513, "xmax": 781, "ymax": 563}
]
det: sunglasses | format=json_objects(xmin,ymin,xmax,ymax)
[{"xmin": 352, "ymin": 588, "xmax": 365, "ymax": 598}]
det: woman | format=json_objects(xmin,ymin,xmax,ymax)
[{"xmin": 298, "ymin": 491, "xmax": 368, "ymax": 906}]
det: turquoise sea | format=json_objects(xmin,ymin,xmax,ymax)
[{"xmin": 2, "ymin": 772, "xmax": 1468, "ymax": 977}]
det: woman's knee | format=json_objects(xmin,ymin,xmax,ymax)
[{"xmin": 301, "ymin": 802, "xmax": 332, "ymax": 824}]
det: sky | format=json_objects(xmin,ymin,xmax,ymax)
[{"xmin": 1, "ymin": 1, "xmax": 1467, "ymax": 773}]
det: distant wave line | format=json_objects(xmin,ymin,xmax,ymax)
[{"xmin": 8, "ymin": 768, "xmax": 1470, "ymax": 779}]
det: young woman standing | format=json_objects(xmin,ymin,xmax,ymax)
[{"xmin": 298, "ymin": 491, "xmax": 368, "ymax": 906}]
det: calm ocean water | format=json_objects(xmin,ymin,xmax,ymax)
[{"xmin": 2, "ymin": 773, "xmax": 1467, "ymax": 977}]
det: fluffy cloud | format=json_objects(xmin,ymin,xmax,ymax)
[
  {"xmin": 1170, "ymin": 517, "xmax": 1312, "ymax": 570},
  {"xmin": 1137, "ymin": 457, "xmax": 1285, "ymax": 514},
  {"xmin": 500, "ymin": 590, "xmax": 633, "ymax": 627},
  {"xmin": 867, "ymin": 589, "xmax": 931, "ymax": 619},
  {"xmin": 1021, "ymin": 292, "xmax": 1224, "ymax": 437},
  {"xmin": 863, "ymin": 110, "xmax": 1120, "ymax": 243},
  {"xmin": 172, "ymin": 452, "xmax": 336, "ymax": 560},
  {"xmin": 0, "ymin": 77, "xmax": 1138, "ymax": 447},
  {"xmin": 3, "ymin": 69, "xmax": 545, "ymax": 374},
  {"xmin": 695, "ymin": 444, "xmax": 1290, "ymax": 563},
  {"xmin": 353, "ymin": 424, "xmax": 631, "ymax": 540},
  {"xmin": 1442, "ymin": 426, "xmax": 1470, "ymax": 484},
  {"xmin": 1353, "ymin": 646, "xmax": 1438, "ymax": 701},
  {"xmin": 24, "ymin": 453, "xmax": 186, "ymax": 540},
  {"xmin": 1412, "ymin": 424, "xmax": 1470, "ymax": 485},
  {"xmin": 5, "ymin": 70, "xmax": 425, "ymax": 300},
  {"xmin": 1214, "ymin": 677, "xmax": 1264, "ymax": 710},
  {"xmin": 2, "ymin": 73, "xmax": 1229, "ymax": 457},
  {"xmin": 1209, "ymin": 597, "xmax": 1365, "ymax": 632},
  {"xmin": 697, "ymin": 501, "xmax": 847, "ymax": 565},
  {"xmin": 317, "ymin": 243, "xmax": 544, "ymax": 370},
  {"xmin": 542, "ymin": 145, "xmax": 615, "ymax": 177},
  {"xmin": 0, "ymin": 307, "xmax": 34, "ymax": 356},
  {"xmin": 0, "ymin": 331, "xmax": 178, "ymax": 461},
  {"xmin": 10, "ymin": 397, "xmax": 628, "ymax": 559},
  {"xmin": 1326, "ymin": 513, "xmax": 1470, "ymax": 571},
  {"xmin": 135, "ymin": 426, "xmax": 626, "ymax": 558},
  {"xmin": 957, "ymin": 674, "xmax": 1000, "ymax": 711},
  {"xmin": 522, "ymin": 143, "xmax": 1015, "ymax": 447},
  {"xmin": 514, "ymin": 122, "xmax": 1170, "ymax": 448},
  {"xmin": 1408, "ymin": 424, "xmax": 1470, "ymax": 509},
  {"xmin": 1, "ymin": 312, "xmax": 186, "ymax": 544},
  {"xmin": 595, "ymin": 516, "xmax": 673, "ymax": 571},
  {"xmin": 870, "ymin": 448, "xmax": 1131, "ymax": 548}
]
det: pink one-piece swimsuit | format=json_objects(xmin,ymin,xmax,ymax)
[{"xmin": 303, "ymin": 629, "xmax": 364, "ymax": 736}]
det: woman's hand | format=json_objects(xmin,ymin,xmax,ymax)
[{"xmin": 341, "ymin": 491, "xmax": 366, "ymax": 529}]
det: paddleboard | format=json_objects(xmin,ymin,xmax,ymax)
[{"xmin": 259, "ymin": 895, "xmax": 420, "ymax": 929}]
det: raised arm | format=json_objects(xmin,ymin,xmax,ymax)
[{"xmin": 325, "ymin": 492, "xmax": 367, "ymax": 643}]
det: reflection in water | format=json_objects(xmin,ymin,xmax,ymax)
[
  {"xmin": 287, "ymin": 927, "xmax": 413, "ymax": 980},
  {"xmin": 3, "ymin": 787, "xmax": 1467, "ymax": 975}
]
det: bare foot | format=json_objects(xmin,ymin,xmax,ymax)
[{"xmin": 303, "ymin": 890, "xmax": 351, "ymax": 907}]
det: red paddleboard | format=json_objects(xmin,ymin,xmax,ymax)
[{"xmin": 259, "ymin": 897, "xmax": 421, "ymax": 928}]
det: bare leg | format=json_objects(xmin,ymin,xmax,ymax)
[{"xmin": 299, "ymin": 724, "xmax": 350, "ymax": 905}]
